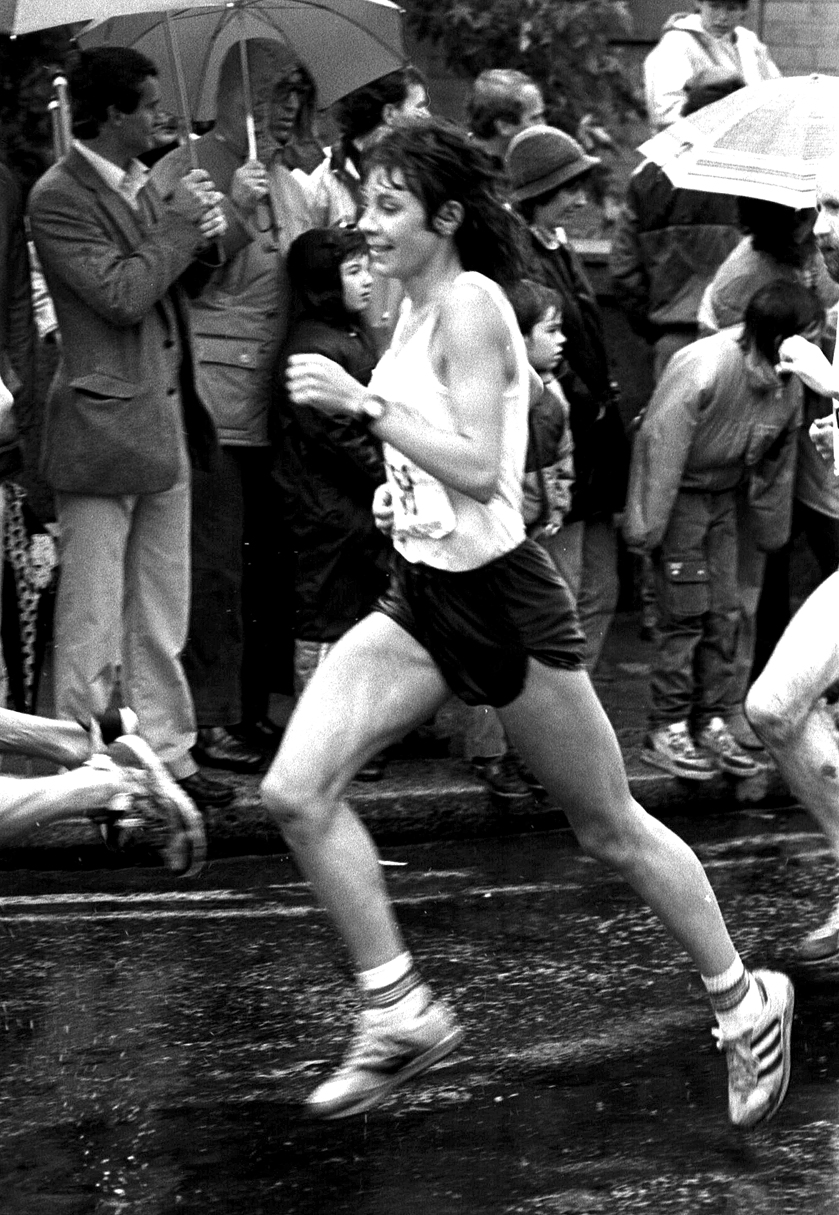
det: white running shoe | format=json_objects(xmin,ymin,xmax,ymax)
[
  {"xmin": 797, "ymin": 903, "xmax": 839, "ymax": 962},
  {"xmin": 714, "ymin": 970, "xmax": 794, "ymax": 1128},
  {"xmin": 306, "ymin": 998, "xmax": 464, "ymax": 1119},
  {"xmin": 106, "ymin": 735, "xmax": 207, "ymax": 876}
]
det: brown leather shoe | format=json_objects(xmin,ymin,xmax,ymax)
[
  {"xmin": 192, "ymin": 726, "xmax": 265, "ymax": 773},
  {"xmin": 177, "ymin": 769, "xmax": 236, "ymax": 809}
]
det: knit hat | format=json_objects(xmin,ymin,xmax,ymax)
[{"xmin": 505, "ymin": 125, "xmax": 600, "ymax": 203}]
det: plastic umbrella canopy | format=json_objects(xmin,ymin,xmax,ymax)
[
  {"xmin": 0, "ymin": 0, "xmax": 190, "ymax": 34},
  {"xmin": 638, "ymin": 74, "xmax": 839, "ymax": 209},
  {"xmin": 78, "ymin": 0, "xmax": 408, "ymax": 117}
]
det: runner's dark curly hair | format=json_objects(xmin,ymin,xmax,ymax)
[{"xmin": 363, "ymin": 116, "xmax": 527, "ymax": 290}]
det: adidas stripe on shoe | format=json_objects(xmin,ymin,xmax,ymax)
[{"xmin": 714, "ymin": 970, "xmax": 794, "ymax": 1128}]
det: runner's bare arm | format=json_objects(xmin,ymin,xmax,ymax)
[{"xmin": 286, "ymin": 282, "xmax": 512, "ymax": 502}]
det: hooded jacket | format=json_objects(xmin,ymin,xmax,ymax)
[
  {"xmin": 644, "ymin": 12, "xmax": 779, "ymax": 133},
  {"xmin": 623, "ymin": 328, "xmax": 801, "ymax": 552}
]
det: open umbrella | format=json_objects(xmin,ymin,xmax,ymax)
[
  {"xmin": 638, "ymin": 74, "xmax": 839, "ymax": 209},
  {"xmin": 0, "ymin": 0, "xmax": 219, "ymax": 163},
  {"xmin": 0, "ymin": 0, "xmax": 176, "ymax": 33},
  {"xmin": 79, "ymin": 0, "xmax": 408, "ymax": 123}
]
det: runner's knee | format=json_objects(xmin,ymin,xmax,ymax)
[
  {"xmin": 572, "ymin": 803, "xmax": 645, "ymax": 871},
  {"xmin": 745, "ymin": 685, "xmax": 799, "ymax": 749},
  {"xmin": 260, "ymin": 764, "xmax": 335, "ymax": 838}
]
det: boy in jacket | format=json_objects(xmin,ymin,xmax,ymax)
[{"xmin": 624, "ymin": 281, "xmax": 820, "ymax": 780}]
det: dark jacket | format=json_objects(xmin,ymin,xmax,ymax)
[
  {"xmin": 609, "ymin": 159, "xmax": 741, "ymax": 341},
  {"xmin": 525, "ymin": 224, "xmax": 629, "ymax": 522},
  {"xmin": 272, "ymin": 313, "xmax": 389, "ymax": 640}
]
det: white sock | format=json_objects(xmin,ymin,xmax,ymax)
[
  {"xmin": 358, "ymin": 952, "xmax": 428, "ymax": 1020},
  {"xmin": 703, "ymin": 954, "xmax": 764, "ymax": 1038}
]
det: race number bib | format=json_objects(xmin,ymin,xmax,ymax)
[{"xmin": 386, "ymin": 458, "xmax": 456, "ymax": 540}]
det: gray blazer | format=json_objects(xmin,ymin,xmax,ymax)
[{"xmin": 28, "ymin": 147, "xmax": 216, "ymax": 495}]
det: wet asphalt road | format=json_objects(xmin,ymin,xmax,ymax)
[{"xmin": 3, "ymin": 806, "xmax": 839, "ymax": 1215}]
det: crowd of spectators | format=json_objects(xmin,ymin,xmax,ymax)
[{"xmin": 0, "ymin": 0, "xmax": 833, "ymax": 828}]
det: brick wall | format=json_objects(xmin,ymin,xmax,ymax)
[{"xmin": 764, "ymin": 1, "xmax": 839, "ymax": 74}]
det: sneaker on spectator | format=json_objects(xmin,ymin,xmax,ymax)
[
  {"xmin": 696, "ymin": 716, "xmax": 763, "ymax": 778},
  {"xmin": 713, "ymin": 969, "xmax": 794, "ymax": 1128},
  {"xmin": 641, "ymin": 721, "xmax": 716, "ymax": 781},
  {"xmin": 797, "ymin": 902, "xmax": 839, "ymax": 962},
  {"xmin": 472, "ymin": 753, "xmax": 534, "ymax": 804},
  {"xmin": 306, "ymin": 999, "xmax": 464, "ymax": 1119}
]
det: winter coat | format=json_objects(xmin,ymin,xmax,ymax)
[
  {"xmin": 609, "ymin": 158, "xmax": 740, "ymax": 340},
  {"xmin": 698, "ymin": 237, "xmax": 839, "ymax": 334},
  {"xmin": 525, "ymin": 225, "xmax": 629, "ymax": 522},
  {"xmin": 623, "ymin": 329, "xmax": 801, "ymax": 553},
  {"xmin": 644, "ymin": 12, "xmax": 779, "ymax": 134},
  {"xmin": 272, "ymin": 313, "xmax": 389, "ymax": 640},
  {"xmin": 523, "ymin": 376, "xmax": 574, "ymax": 533},
  {"xmin": 152, "ymin": 133, "xmax": 313, "ymax": 447}
]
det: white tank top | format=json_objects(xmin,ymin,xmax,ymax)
[{"xmin": 370, "ymin": 271, "xmax": 529, "ymax": 571}]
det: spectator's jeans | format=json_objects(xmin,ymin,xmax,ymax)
[
  {"xmin": 649, "ymin": 489, "xmax": 739, "ymax": 730},
  {"xmin": 184, "ymin": 446, "xmax": 282, "ymax": 727}
]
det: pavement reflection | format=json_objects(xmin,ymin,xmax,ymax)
[{"xmin": 3, "ymin": 809, "xmax": 839, "ymax": 1213}]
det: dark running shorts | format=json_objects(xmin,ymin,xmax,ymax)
[{"xmin": 374, "ymin": 538, "xmax": 586, "ymax": 707}]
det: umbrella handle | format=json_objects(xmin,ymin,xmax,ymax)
[
  {"xmin": 237, "ymin": 39, "xmax": 258, "ymax": 162},
  {"xmin": 164, "ymin": 11, "xmax": 198, "ymax": 170},
  {"xmin": 51, "ymin": 76, "xmax": 72, "ymax": 159},
  {"xmin": 48, "ymin": 101, "xmax": 65, "ymax": 161}
]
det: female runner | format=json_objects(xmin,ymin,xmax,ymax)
[{"xmin": 262, "ymin": 117, "xmax": 792, "ymax": 1127}]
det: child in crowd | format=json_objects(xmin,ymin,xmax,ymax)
[
  {"xmin": 272, "ymin": 227, "xmax": 391, "ymax": 744},
  {"xmin": 466, "ymin": 280, "xmax": 575, "ymax": 805},
  {"xmin": 510, "ymin": 279, "xmax": 575, "ymax": 547},
  {"xmin": 623, "ymin": 280, "xmax": 822, "ymax": 783}
]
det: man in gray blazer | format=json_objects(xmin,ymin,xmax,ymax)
[{"xmin": 28, "ymin": 47, "xmax": 234, "ymax": 810}]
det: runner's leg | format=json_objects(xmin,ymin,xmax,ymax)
[
  {"xmin": 0, "ymin": 705, "xmax": 93, "ymax": 769},
  {"xmin": 746, "ymin": 571, "xmax": 839, "ymax": 859},
  {"xmin": 500, "ymin": 660, "xmax": 736, "ymax": 974},
  {"xmin": 261, "ymin": 611, "xmax": 450, "ymax": 970},
  {"xmin": 0, "ymin": 765, "xmax": 130, "ymax": 844}
]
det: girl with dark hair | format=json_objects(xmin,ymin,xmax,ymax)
[
  {"xmin": 272, "ymin": 226, "xmax": 388, "ymax": 708},
  {"xmin": 261, "ymin": 118, "xmax": 794, "ymax": 1132},
  {"xmin": 624, "ymin": 279, "xmax": 822, "ymax": 781}
]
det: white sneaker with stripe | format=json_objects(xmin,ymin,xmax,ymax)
[{"xmin": 713, "ymin": 969, "xmax": 794, "ymax": 1128}]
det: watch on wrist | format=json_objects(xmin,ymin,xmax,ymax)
[{"xmin": 358, "ymin": 391, "xmax": 387, "ymax": 422}]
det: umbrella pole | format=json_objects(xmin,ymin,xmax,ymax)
[
  {"xmin": 164, "ymin": 11, "xmax": 199, "ymax": 170},
  {"xmin": 237, "ymin": 39, "xmax": 258, "ymax": 162}
]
